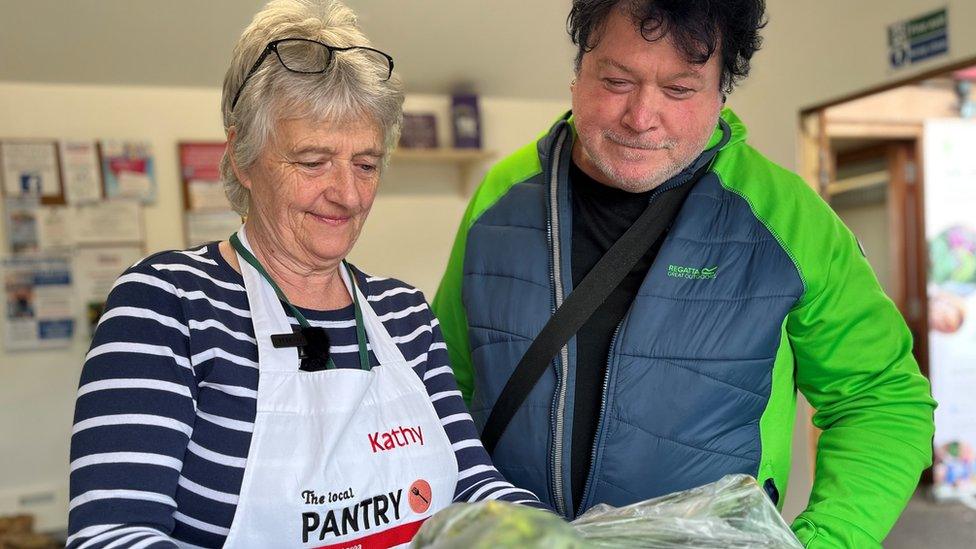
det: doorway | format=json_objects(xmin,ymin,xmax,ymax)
[{"xmin": 799, "ymin": 61, "xmax": 976, "ymax": 548}]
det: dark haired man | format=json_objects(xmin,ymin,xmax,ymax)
[{"xmin": 434, "ymin": 1, "xmax": 934, "ymax": 546}]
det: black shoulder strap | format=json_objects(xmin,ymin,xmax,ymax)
[{"xmin": 481, "ymin": 162, "xmax": 709, "ymax": 455}]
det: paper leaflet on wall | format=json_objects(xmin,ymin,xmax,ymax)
[
  {"xmin": 0, "ymin": 140, "xmax": 63, "ymax": 201},
  {"xmin": 179, "ymin": 142, "xmax": 228, "ymax": 212},
  {"xmin": 74, "ymin": 246, "xmax": 144, "ymax": 335},
  {"xmin": 100, "ymin": 140, "xmax": 156, "ymax": 204},
  {"xmin": 59, "ymin": 140, "xmax": 103, "ymax": 204},
  {"xmin": 2, "ymin": 256, "xmax": 74, "ymax": 352},
  {"xmin": 178, "ymin": 142, "xmax": 240, "ymax": 246}
]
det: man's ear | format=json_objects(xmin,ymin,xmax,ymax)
[{"xmin": 227, "ymin": 128, "xmax": 251, "ymax": 190}]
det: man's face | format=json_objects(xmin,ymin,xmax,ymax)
[{"xmin": 571, "ymin": 8, "xmax": 724, "ymax": 192}]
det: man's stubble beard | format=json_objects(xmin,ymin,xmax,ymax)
[{"xmin": 584, "ymin": 128, "xmax": 713, "ymax": 193}]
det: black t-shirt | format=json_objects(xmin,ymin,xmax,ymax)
[{"xmin": 569, "ymin": 160, "xmax": 667, "ymax": 512}]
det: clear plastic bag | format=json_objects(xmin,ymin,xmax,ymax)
[
  {"xmin": 411, "ymin": 475, "xmax": 803, "ymax": 548},
  {"xmin": 410, "ymin": 499, "xmax": 585, "ymax": 548},
  {"xmin": 572, "ymin": 474, "xmax": 804, "ymax": 548}
]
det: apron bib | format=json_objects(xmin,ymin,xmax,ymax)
[{"xmin": 219, "ymin": 227, "xmax": 458, "ymax": 548}]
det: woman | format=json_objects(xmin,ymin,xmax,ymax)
[{"xmin": 67, "ymin": 1, "xmax": 541, "ymax": 547}]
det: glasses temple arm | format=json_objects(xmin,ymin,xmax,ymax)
[{"xmin": 231, "ymin": 45, "xmax": 275, "ymax": 110}]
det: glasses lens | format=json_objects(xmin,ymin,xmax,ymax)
[{"xmin": 275, "ymin": 39, "xmax": 329, "ymax": 73}]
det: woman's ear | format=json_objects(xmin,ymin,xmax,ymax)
[{"xmin": 227, "ymin": 128, "xmax": 251, "ymax": 190}]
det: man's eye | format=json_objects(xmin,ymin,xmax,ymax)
[
  {"xmin": 667, "ymin": 86, "xmax": 694, "ymax": 97},
  {"xmin": 298, "ymin": 161, "xmax": 324, "ymax": 169},
  {"xmin": 357, "ymin": 163, "xmax": 378, "ymax": 173},
  {"xmin": 604, "ymin": 78, "xmax": 630, "ymax": 89}
]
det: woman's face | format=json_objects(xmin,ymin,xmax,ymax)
[{"xmin": 241, "ymin": 116, "xmax": 384, "ymax": 268}]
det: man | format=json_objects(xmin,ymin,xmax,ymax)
[{"xmin": 433, "ymin": 1, "xmax": 935, "ymax": 547}]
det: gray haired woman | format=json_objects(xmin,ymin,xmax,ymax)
[{"xmin": 68, "ymin": 1, "xmax": 542, "ymax": 547}]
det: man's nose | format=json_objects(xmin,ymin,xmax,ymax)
[{"xmin": 621, "ymin": 86, "xmax": 662, "ymax": 133}]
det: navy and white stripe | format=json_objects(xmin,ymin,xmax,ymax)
[{"xmin": 68, "ymin": 243, "xmax": 542, "ymax": 548}]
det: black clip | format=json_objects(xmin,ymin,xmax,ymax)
[
  {"xmin": 270, "ymin": 327, "xmax": 332, "ymax": 371},
  {"xmin": 271, "ymin": 331, "xmax": 307, "ymax": 349}
]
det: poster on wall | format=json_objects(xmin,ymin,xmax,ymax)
[
  {"xmin": 186, "ymin": 211, "xmax": 242, "ymax": 247},
  {"xmin": 0, "ymin": 140, "xmax": 63, "ymax": 200},
  {"xmin": 3, "ymin": 199, "xmax": 75, "ymax": 254},
  {"xmin": 179, "ymin": 142, "xmax": 228, "ymax": 211},
  {"xmin": 35, "ymin": 205, "xmax": 74, "ymax": 252},
  {"xmin": 100, "ymin": 140, "xmax": 156, "ymax": 204},
  {"xmin": 73, "ymin": 200, "xmax": 145, "ymax": 245},
  {"xmin": 74, "ymin": 246, "xmax": 144, "ymax": 335},
  {"xmin": 59, "ymin": 140, "xmax": 103, "ymax": 204},
  {"xmin": 3, "ymin": 197, "xmax": 40, "ymax": 253},
  {"xmin": 924, "ymin": 120, "xmax": 976, "ymax": 502},
  {"xmin": 2, "ymin": 256, "xmax": 74, "ymax": 351}
]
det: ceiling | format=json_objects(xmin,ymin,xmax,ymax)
[{"xmin": 0, "ymin": 0, "xmax": 577, "ymax": 100}]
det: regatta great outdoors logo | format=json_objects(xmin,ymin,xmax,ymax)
[{"xmin": 667, "ymin": 264, "xmax": 718, "ymax": 280}]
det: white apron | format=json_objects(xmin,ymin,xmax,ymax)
[{"xmin": 220, "ymin": 228, "xmax": 459, "ymax": 548}]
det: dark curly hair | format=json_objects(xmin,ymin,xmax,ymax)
[{"xmin": 568, "ymin": 0, "xmax": 767, "ymax": 94}]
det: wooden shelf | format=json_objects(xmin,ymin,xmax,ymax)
[
  {"xmin": 391, "ymin": 148, "xmax": 495, "ymax": 163},
  {"xmin": 390, "ymin": 148, "xmax": 496, "ymax": 193}
]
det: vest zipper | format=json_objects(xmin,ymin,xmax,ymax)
[
  {"xmin": 547, "ymin": 128, "xmax": 570, "ymax": 518},
  {"xmin": 569, "ymin": 167, "xmax": 695, "ymax": 516},
  {"xmin": 576, "ymin": 319, "xmax": 622, "ymax": 516}
]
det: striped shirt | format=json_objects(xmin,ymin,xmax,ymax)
[{"xmin": 68, "ymin": 243, "xmax": 542, "ymax": 548}]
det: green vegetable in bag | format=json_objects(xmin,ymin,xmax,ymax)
[{"xmin": 412, "ymin": 475, "xmax": 803, "ymax": 549}]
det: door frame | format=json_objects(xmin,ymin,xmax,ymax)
[{"xmin": 795, "ymin": 56, "xmax": 976, "ymax": 482}]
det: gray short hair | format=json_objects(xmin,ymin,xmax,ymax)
[{"xmin": 219, "ymin": 0, "xmax": 404, "ymax": 216}]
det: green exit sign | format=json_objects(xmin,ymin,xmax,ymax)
[{"xmin": 889, "ymin": 8, "xmax": 949, "ymax": 69}]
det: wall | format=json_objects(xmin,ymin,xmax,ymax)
[{"xmin": 0, "ymin": 81, "xmax": 568, "ymax": 530}]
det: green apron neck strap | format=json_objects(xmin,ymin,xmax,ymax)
[
  {"xmin": 230, "ymin": 232, "xmax": 311, "ymax": 328},
  {"xmin": 346, "ymin": 262, "xmax": 371, "ymax": 371},
  {"xmin": 229, "ymin": 232, "xmax": 371, "ymax": 371}
]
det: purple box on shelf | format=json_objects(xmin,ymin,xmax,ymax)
[
  {"xmin": 399, "ymin": 113, "xmax": 439, "ymax": 149},
  {"xmin": 451, "ymin": 94, "xmax": 482, "ymax": 149}
]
